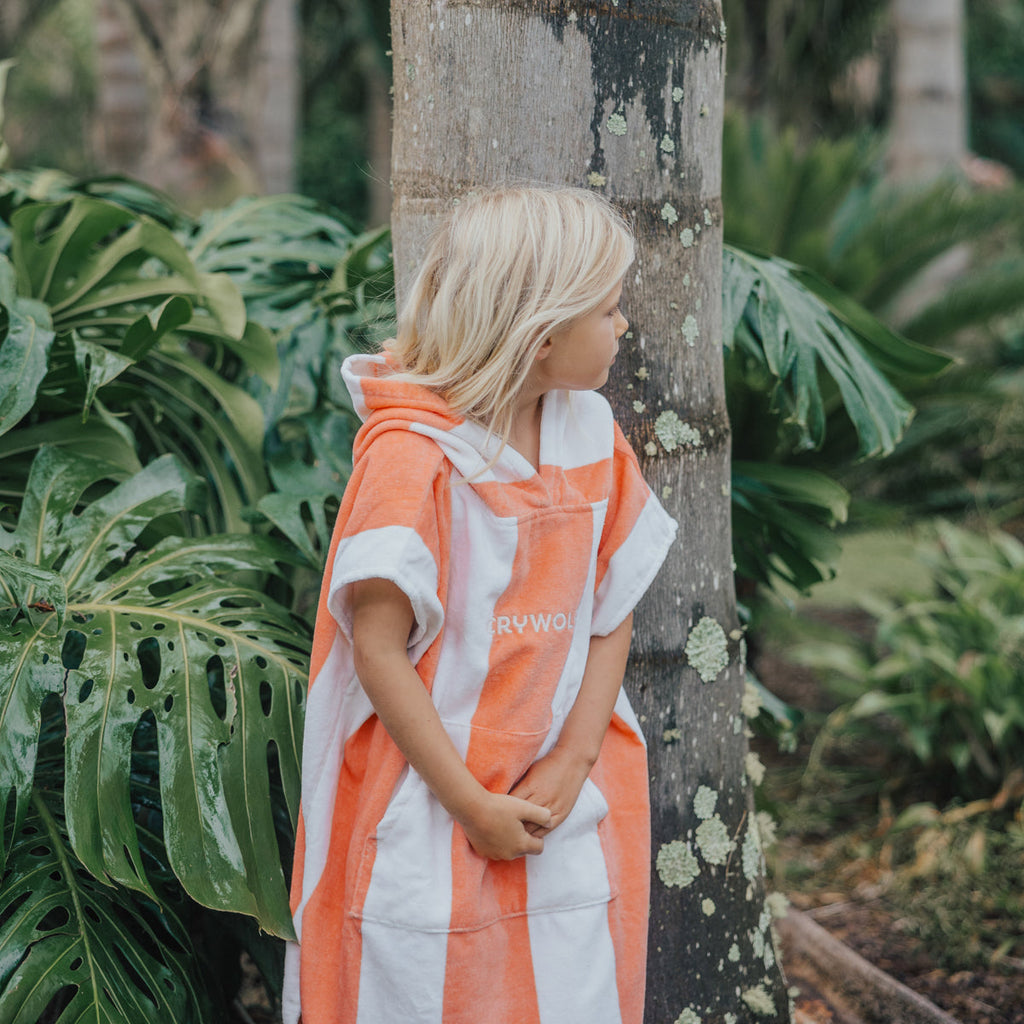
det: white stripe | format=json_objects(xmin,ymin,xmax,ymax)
[
  {"xmin": 356, "ymin": 772, "xmax": 456, "ymax": 930},
  {"xmin": 592, "ymin": 492, "xmax": 677, "ymax": 636},
  {"xmin": 356, "ymin": 776, "xmax": 454, "ymax": 1024},
  {"xmin": 328, "ymin": 525, "xmax": 444, "ymax": 654},
  {"xmin": 281, "ymin": 941, "xmax": 301, "ymax": 1024},
  {"xmin": 291, "ymin": 523, "xmax": 442, "ymax": 941},
  {"xmin": 341, "ymin": 353, "xmax": 383, "ymax": 421},
  {"xmin": 430, "ymin": 482, "xmax": 518, "ymax": 730},
  {"xmin": 290, "ymin": 633, "xmax": 364, "ymax": 937},
  {"xmin": 525, "ymin": 778, "xmax": 613, "ymax": 913},
  {"xmin": 528, "ymin": 903, "xmax": 623, "ymax": 1024},
  {"xmin": 411, "ymin": 419, "xmax": 535, "ymax": 484},
  {"xmin": 543, "ymin": 390, "xmax": 615, "ymax": 470},
  {"xmin": 355, "ymin": 920, "xmax": 450, "ymax": 1024},
  {"xmin": 539, "ymin": 500, "xmax": 604, "ymax": 741}
]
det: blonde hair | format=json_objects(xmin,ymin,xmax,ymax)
[{"xmin": 386, "ymin": 186, "xmax": 634, "ymax": 445}]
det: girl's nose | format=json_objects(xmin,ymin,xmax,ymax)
[{"xmin": 615, "ymin": 310, "xmax": 629, "ymax": 337}]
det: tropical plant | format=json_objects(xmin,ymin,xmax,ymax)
[
  {"xmin": 722, "ymin": 109, "xmax": 1024, "ymax": 535},
  {"xmin": 722, "ymin": 110, "xmax": 1024, "ymax": 348},
  {"xmin": 0, "ymin": 190, "xmax": 277, "ymax": 531},
  {"xmin": 0, "ymin": 118, "xmax": 388, "ymax": 1015},
  {"xmin": 722, "ymin": 244, "xmax": 950, "ymax": 592},
  {"xmin": 797, "ymin": 522, "xmax": 1024, "ymax": 802},
  {"xmin": 968, "ymin": 0, "xmax": 1024, "ymax": 178},
  {"xmin": 183, "ymin": 193, "xmax": 393, "ymax": 563},
  {"xmin": 0, "ymin": 451, "xmax": 305, "ymax": 1020}
]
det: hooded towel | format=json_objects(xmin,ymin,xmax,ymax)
[{"xmin": 284, "ymin": 353, "xmax": 677, "ymax": 1024}]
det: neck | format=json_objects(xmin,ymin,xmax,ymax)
[{"xmin": 507, "ymin": 390, "xmax": 545, "ymax": 470}]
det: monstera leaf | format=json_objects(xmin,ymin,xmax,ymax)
[
  {"xmin": 0, "ymin": 255, "xmax": 55, "ymax": 437},
  {"xmin": 0, "ymin": 447, "xmax": 306, "ymax": 936},
  {"xmin": 11, "ymin": 197, "xmax": 247, "ymax": 357},
  {"xmin": 0, "ymin": 195, "xmax": 278, "ymax": 529},
  {"xmin": 184, "ymin": 199, "xmax": 391, "ymax": 564},
  {"xmin": 0, "ymin": 789, "xmax": 211, "ymax": 1024}
]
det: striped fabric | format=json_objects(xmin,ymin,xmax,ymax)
[{"xmin": 284, "ymin": 354, "xmax": 677, "ymax": 1024}]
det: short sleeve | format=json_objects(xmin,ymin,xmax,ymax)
[
  {"xmin": 591, "ymin": 422, "xmax": 677, "ymax": 636},
  {"xmin": 325, "ymin": 429, "xmax": 449, "ymax": 657}
]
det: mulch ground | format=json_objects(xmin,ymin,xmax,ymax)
[{"xmin": 784, "ymin": 896, "xmax": 1024, "ymax": 1024}]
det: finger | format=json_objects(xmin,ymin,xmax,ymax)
[
  {"xmin": 512, "ymin": 797, "xmax": 552, "ymax": 829},
  {"xmin": 508, "ymin": 783, "xmax": 532, "ymax": 802},
  {"xmin": 523, "ymin": 832, "xmax": 545, "ymax": 856}
]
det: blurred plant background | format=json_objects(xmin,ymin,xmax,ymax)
[{"xmin": 2, "ymin": 0, "xmax": 1024, "ymax": 1021}]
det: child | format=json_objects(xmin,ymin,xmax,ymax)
[{"xmin": 283, "ymin": 186, "xmax": 677, "ymax": 1024}]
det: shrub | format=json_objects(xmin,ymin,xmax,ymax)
[{"xmin": 798, "ymin": 522, "xmax": 1024, "ymax": 802}]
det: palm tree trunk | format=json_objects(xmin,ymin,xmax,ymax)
[
  {"xmin": 93, "ymin": 0, "xmax": 150, "ymax": 178},
  {"xmin": 889, "ymin": 0, "xmax": 967, "ymax": 180},
  {"xmin": 389, "ymin": 2, "xmax": 790, "ymax": 1020},
  {"xmin": 252, "ymin": 0, "xmax": 299, "ymax": 193}
]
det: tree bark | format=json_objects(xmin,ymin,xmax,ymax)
[
  {"xmin": 254, "ymin": 0, "xmax": 299, "ymax": 193},
  {"xmin": 888, "ymin": 0, "xmax": 967, "ymax": 181},
  {"xmin": 389, "ymin": 2, "xmax": 790, "ymax": 1021},
  {"xmin": 94, "ymin": 0, "xmax": 151, "ymax": 178}
]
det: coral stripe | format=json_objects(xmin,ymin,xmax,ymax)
[
  {"xmin": 444, "ymin": 907, "xmax": 540, "ymax": 1024},
  {"xmin": 298, "ymin": 718, "xmax": 374, "ymax": 1023}
]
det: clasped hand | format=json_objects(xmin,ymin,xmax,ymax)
[{"xmin": 460, "ymin": 746, "xmax": 591, "ymax": 861}]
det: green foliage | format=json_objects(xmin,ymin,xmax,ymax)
[
  {"xmin": 842, "ymin": 360, "xmax": 1024, "ymax": 518},
  {"xmin": 0, "ymin": 0, "xmax": 97, "ymax": 178},
  {"xmin": 723, "ymin": 245, "xmax": 946, "ymax": 458},
  {"xmin": 722, "ymin": 111, "xmax": 1024, "ymax": 347},
  {"xmin": 720, "ymin": 112, "xmax": 1024, "ymax": 584},
  {"xmin": 0, "ymin": 157, "xmax": 383, "ymax": 1017},
  {"xmin": 731, "ymin": 461, "xmax": 848, "ymax": 594},
  {"xmin": 797, "ymin": 523, "xmax": 1024, "ymax": 801},
  {"xmin": 0, "ymin": 447, "xmax": 305, "ymax": 933},
  {"xmin": 182, "ymin": 194, "xmax": 392, "ymax": 561},
  {"xmin": 0, "ymin": 191, "xmax": 277, "ymax": 531},
  {"xmin": 721, "ymin": 117, "xmax": 874, "ymax": 269},
  {"xmin": 968, "ymin": 0, "xmax": 1024, "ymax": 177},
  {"xmin": 886, "ymin": 807, "xmax": 1024, "ymax": 970},
  {"xmin": 723, "ymin": 243, "xmax": 950, "ymax": 591},
  {"xmin": 722, "ymin": 0, "xmax": 887, "ymax": 134},
  {"xmin": 298, "ymin": 0, "xmax": 392, "ymax": 223},
  {"xmin": 0, "ymin": 789, "xmax": 212, "ymax": 1024}
]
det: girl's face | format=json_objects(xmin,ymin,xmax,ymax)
[{"xmin": 531, "ymin": 281, "xmax": 628, "ymax": 394}]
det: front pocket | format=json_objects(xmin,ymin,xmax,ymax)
[
  {"xmin": 351, "ymin": 769, "xmax": 617, "ymax": 933},
  {"xmin": 521, "ymin": 776, "xmax": 617, "ymax": 915}
]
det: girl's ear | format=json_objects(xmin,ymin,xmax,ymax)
[{"xmin": 534, "ymin": 337, "xmax": 553, "ymax": 362}]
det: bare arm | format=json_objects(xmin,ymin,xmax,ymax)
[
  {"xmin": 350, "ymin": 577, "xmax": 551, "ymax": 860},
  {"xmin": 510, "ymin": 612, "xmax": 633, "ymax": 835}
]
